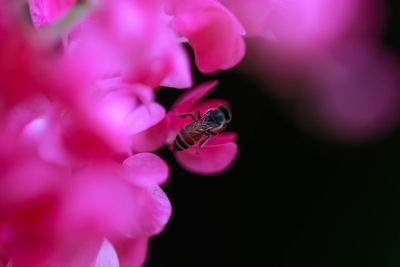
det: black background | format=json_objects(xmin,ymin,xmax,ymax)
[{"xmin": 146, "ymin": 1, "xmax": 400, "ymax": 266}]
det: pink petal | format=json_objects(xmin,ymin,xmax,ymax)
[
  {"xmin": 175, "ymin": 141, "xmax": 238, "ymax": 175},
  {"xmin": 59, "ymin": 169, "xmax": 138, "ymax": 236},
  {"xmin": 125, "ymin": 103, "xmax": 166, "ymax": 135},
  {"xmin": 262, "ymin": 0, "xmax": 384, "ymax": 55},
  {"xmin": 172, "ymin": 1, "xmax": 245, "ymax": 73},
  {"xmin": 160, "ymin": 43, "xmax": 193, "ymax": 89},
  {"xmin": 206, "ymin": 132, "xmax": 238, "ymax": 146},
  {"xmin": 60, "ymin": 166, "xmax": 171, "ymax": 239},
  {"xmin": 139, "ymin": 186, "xmax": 172, "ymax": 237},
  {"xmin": 126, "ymin": 186, "xmax": 172, "ymax": 238},
  {"xmin": 115, "ymin": 239, "xmax": 148, "ymax": 267},
  {"xmin": 36, "ymin": 112, "xmax": 83, "ymax": 167},
  {"xmin": 192, "ymin": 99, "xmax": 231, "ymax": 116},
  {"xmin": 122, "ymin": 153, "xmax": 169, "ymax": 186},
  {"xmin": 93, "ymin": 238, "xmax": 119, "ymax": 267},
  {"xmin": 0, "ymin": 157, "xmax": 67, "ymax": 208},
  {"xmin": 60, "ymin": 111, "xmax": 131, "ymax": 159},
  {"xmin": 218, "ymin": 0, "xmax": 274, "ymax": 37},
  {"xmin": 171, "ymin": 80, "xmax": 218, "ymax": 112},
  {"xmin": 313, "ymin": 43, "xmax": 400, "ymax": 141},
  {"xmin": 130, "ymin": 118, "xmax": 169, "ymax": 153}
]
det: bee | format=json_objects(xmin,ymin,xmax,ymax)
[{"xmin": 173, "ymin": 105, "xmax": 232, "ymax": 154}]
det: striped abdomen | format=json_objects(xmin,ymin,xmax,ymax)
[{"xmin": 173, "ymin": 124, "xmax": 205, "ymax": 151}]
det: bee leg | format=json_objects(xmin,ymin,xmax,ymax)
[
  {"xmin": 195, "ymin": 110, "xmax": 201, "ymax": 120},
  {"xmin": 196, "ymin": 130, "xmax": 220, "ymax": 154},
  {"xmin": 196, "ymin": 134, "xmax": 211, "ymax": 155},
  {"xmin": 174, "ymin": 111, "xmax": 198, "ymax": 121}
]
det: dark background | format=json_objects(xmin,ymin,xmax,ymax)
[{"xmin": 147, "ymin": 1, "xmax": 400, "ymax": 266}]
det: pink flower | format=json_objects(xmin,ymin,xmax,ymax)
[
  {"xmin": 0, "ymin": 53, "xmax": 170, "ymax": 267},
  {"xmin": 0, "ymin": 3, "xmax": 56, "ymax": 108},
  {"xmin": 29, "ymin": 0, "xmax": 193, "ymax": 89},
  {"xmin": 309, "ymin": 42, "xmax": 400, "ymax": 141},
  {"xmin": 11, "ymin": 78, "xmax": 165, "ymax": 166},
  {"xmin": 239, "ymin": 0, "xmax": 398, "ymax": 142},
  {"xmin": 217, "ymin": 0, "xmax": 276, "ymax": 38},
  {"xmin": 251, "ymin": 0, "xmax": 384, "ymax": 64},
  {"xmin": 0, "ymin": 1, "xmax": 240, "ymax": 266},
  {"xmin": 166, "ymin": 0, "xmax": 246, "ymax": 74},
  {"xmin": 167, "ymin": 81, "xmax": 238, "ymax": 175},
  {"xmin": 0, "ymin": 127, "xmax": 171, "ymax": 266}
]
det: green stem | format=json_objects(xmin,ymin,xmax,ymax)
[{"xmin": 43, "ymin": 0, "xmax": 97, "ymax": 38}]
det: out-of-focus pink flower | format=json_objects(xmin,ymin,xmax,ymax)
[
  {"xmin": 0, "ymin": 2, "xmax": 62, "ymax": 109},
  {"xmin": 243, "ymin": 0, "xmax": 385, "ymax": 78},
  {"xmin": 167, "ymin": 81, "xmax": 238, "ymax": 175},
  {"xmin": 264, "ymin": 0, "xmax": 384, "ymax": 54},
  {"xmin": 166, "ymin": 0, "xmax": 246, "ymax": 74},
  {"xmin": 309, "ymin": 43, "xmax": 400, "ymax": 141},
  {"xmin": 131, "ymin": 118, "xmax": 170, "ymax": 153},
  {"xmin": 13, "ymin": 78, "xmax": 165, "ymax": 166},
  {"xmin": 0, "ymin": 66, "xmax": 171, "ymax": 266},
  {"xmin": 29, "ymin": 0, "xmax": 193, "ymax": 89},
  {"xmin": 237, "ymin": 0, "xmax": 400, "ymax": 142},
  {"xmin": 217, "ymin": 0, "xmax": 275, "ymax": 38},
  {"xmin": 0, "ymin": 125, "xmax": 171, "ymax": 266}
]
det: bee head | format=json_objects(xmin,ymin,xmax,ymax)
[
  {"xmin": 217, "ymin": 105, "xmax": 231, "ymax": 123},
  {"xmin": 210, "ymin": 105, "xmax": 232, "ymax": 124}
]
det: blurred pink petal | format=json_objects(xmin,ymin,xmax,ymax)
[
  {"xmin": 0, "ymin": 157, "xmax": 66, "ymax": 208},
  {"xmin": 59, "ymin": 167, "xmax": 171, "ymax": 239},
  {"xmin": 171, "ymin": 0, "xmax": 245, "ymax": 73},
  {"xmin": 218, "ymin": 0, "xmax": 274, "ymax": 37},
  {"xmin": 312, "ymin": 43, "xmax": 400, "ymax": 141},
  {"xmin": 115, "ymin": 239, "xmax": 148, "ymax": 267},
  {"xmin": 126, "ymin": 103, "xmax": 166, "ymax": 135},
  {"xmin": 172, "ymin": 80, "xmax": 218, "ymax": 113},
  {"xmin": 175, "ymin": 137, "xmax": 238, "ymax": 175},
  {"xmin": 131, "ymin": 118, "xmax": 170, "ymax": 153},
  {"xmin": 206, "ymin": 131, "xmax": 238, "ymax": 145},
  {"xmin": 128, "ymin": 186, "xmax": 172, "ymax": 238},
  {"xmin": 122, "ymin": 153, "xmax": 169, "ymax": 186},
  {"xmin": 0, "ymin": 26, "xmax": 54, "ymax": 108},
  {"xmin": 59, "ymin": 169, "xmax": 138, "ymax": 236},
  {"xmin": 60, "ymin": 111, "xmax": 131, "ymax": 160},
  {"xmin": 1, "ymin": 260, "xmax": 12, "ymax": 267},
  {"xmin": 140, "ymin": 186, "xmax": 172, "ymax": 237},
  {"xmin": 192, "ymin": 99, "xmax": 231, "ymax": 116},
  {"xmin": 30, "ymin": 0, "xmax": 192, "ymax": 89},
  {"xmin": 93, "ymin": 238, "xmax": 119, "ymax": 267},
  {"xmin": 160, "ymin": 42, "xmax": 193, "ymax": 89},
  {"xmin": 263, "ymin": 0, "xmax": 384, "ymax": 56}
]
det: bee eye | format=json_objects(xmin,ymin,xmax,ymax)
[
  {"xmin": 218, "ymin": 105, "xmax": 231, "ymax": 122},
  {"xmin": 211, "ymin": 110, "xmax": 225, "ymax": 123}
]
